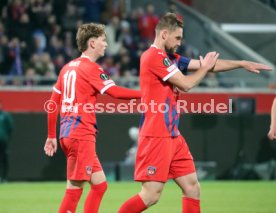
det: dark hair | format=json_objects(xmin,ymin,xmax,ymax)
[
  {"xmin": 76, "ymin": 23, "xmax": 106, "ymax": 52},
  {"xmin": 156, "ymin": 12, "xmax": 184, "ymax": 33}
]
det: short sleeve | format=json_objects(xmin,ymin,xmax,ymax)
[
  {"xmin": 149, "ymin": 52, "xmax": 180, "ymax": 81},
  {"xmin": 88, "ymin": 64, "xmax": 116, "ymax": 94}
]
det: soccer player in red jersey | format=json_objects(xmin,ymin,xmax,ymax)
[
  {"xmin": 118, "ymin": 13, "xmax": 271, "ymax": 213},
  {"xmin": 43, "ymin": 23, "xmax": 141, "ymax": 213}
]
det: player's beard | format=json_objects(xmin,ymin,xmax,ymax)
[{"xmin": 165, "ymin": 45, "xmax": 176, "ymax": 54}]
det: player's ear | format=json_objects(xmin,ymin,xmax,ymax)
[
  {"xmin": 89, "ymin": 38, "xmax": 95, "ymax": 49},
  {"xmin": 161, "ymin": 29, "xmax": 168, "ymax": 40}
]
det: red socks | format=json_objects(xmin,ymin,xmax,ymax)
[
  {"xmin": 58, "ymin": 185, "xmax": 198, "ymax": 213},
  {"xmin": 118, "ymin": 194, "xmax": 147, "ymax": 213},
  {"xmin": 58, "ymin": 188, "xmax": 83, "ymax": 213},
  {"xmin": 58, "ymin": 182, "xmax": 107, "ymax": 213},
  {"xmin": 84, "ymin": 181, "xmax": 108, "ymax": 213},
  {"xmin": 182, "ymin": 197, "xmax": 200, "ymax": 213}
]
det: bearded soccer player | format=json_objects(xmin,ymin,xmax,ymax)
[
  {"xmin": 44, "ymin": 23, "xmax": 141, "ymax": 213},
  {"xmin": 118, "ymin": 13, "xmax": 271, "ymax": 213}
]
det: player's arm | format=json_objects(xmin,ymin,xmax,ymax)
[
  {"xmin": 90, "ymin": 65, "xmax": 141, "ymax": 100},
  {"xmin": 44, "ymin": 90, "xmax": 60, "ymax": 157},
  {"xmin": 168, "ymin": 53, "xmax": 190, "ymax": 75},
  {"xmin": 89, "ymin": 64, "xmax": 141, "ymax": 100},
  {"xmin": 268, "ymin": 97, "xmax": 276, "ymax": 141},
  {"xmin": 187, "ymin": 58, "xmax": 272, "ymax": 73},
  {"xmin": 167, "ymin": 52, "xmax": 219, "ymax": 92},
  {"xmin": 105, "ymin": 86, "xmax": 141, "ymax": 99}
]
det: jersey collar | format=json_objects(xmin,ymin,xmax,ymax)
[
  {"xmin": 80, "ymin": 54, "xmax": 93, "ymax": 62},
  {"xmin": 151, "ymin": 44, "xmax": 159, "ymax": 49},
  {"xmin": 151, "ymin": 44, "xmax": 167, "ymax": 56}
]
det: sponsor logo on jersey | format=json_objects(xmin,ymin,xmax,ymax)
[
  {"xmin": 86, "ymin": 166, "xmax": 92, "ymax": 175},
  {"xmin": 147, "ymin": 166, "xmax": 156, "ymax": 176},
  {"xmin": 163, "ymin": 58, "xmax": 171, "ymax": 67},
  {"xmin": 100, "ymin": 73, "xmax": 109, "ymax": 80}
]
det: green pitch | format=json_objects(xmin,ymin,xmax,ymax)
[{"xmin": 0, "ymin": 181, "xmax": 276, "ymax": 213}]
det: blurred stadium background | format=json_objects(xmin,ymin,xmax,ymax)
[{"xmin": 0, "ymin": 0, "xmax": 276, "ymax": 212}]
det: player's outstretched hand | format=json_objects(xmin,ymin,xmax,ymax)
[
  {"xmin": 44, "ymin": 138, "xmax": 57, "ymax": 157},
  {"xmin": 268, "ymin": 128, "xmax": 276, "ymax": 141},
  {"xmin": 242, "ymin": 61, "xmax": 272, "ymax": 74},
  {"xmin": 200, "ymin": 52, "xmax": 220, "ymax": 72}
]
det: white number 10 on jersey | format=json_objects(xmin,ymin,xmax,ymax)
[{"xmin": 63, "ymin": 70, "xmax": 76, "ymax": 104}]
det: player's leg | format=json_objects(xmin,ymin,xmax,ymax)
[
  {"xmin": 58, "ymin": 138, "xmax": 92, "ymax": 213},
  {"xmin": 174, "ymin": 173, "xmax": 200, "ymax": 213},
  {"xmin": 119, "ymin": 137, "xmax": 171, "ymax": 213},
  {"xmin": 58, "ymin": 180, "xmax": 85, "ymax": 213},
  {"xmin": 118, "ymin": 181, "xmax": 164, "ymax": 213},
  {"xmin": 139, "ymin": 181, "xmax": 165, "ymax": 206},
  {"xmin": 84, "ymin": 158, "xmax": 107, "ymax": 213},
  {"xmin": 170, "ymin": 135, "xmax": 200, "ymax": 213}
]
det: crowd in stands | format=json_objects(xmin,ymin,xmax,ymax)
[{"xmin": 0, "ymin": 0, "xmax": 197, "ymax": 87}]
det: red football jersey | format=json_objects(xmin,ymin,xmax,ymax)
[
  {"xmin": 139, "ymin": 45, "xmax": 184, "ymax": 137},
  {"xmin": 53, "ymin": 55, "xmax": 115, "ymax": 140}
]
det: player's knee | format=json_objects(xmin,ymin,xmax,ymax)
[
  {"xmin": 148, "ymin": 192, "xmax": 161, "ymax": 206},
  {"xmin": 140, "ymin": 182, "xmax": 164, "ymax": 206},
  {"xmin": 194, "ymin": 181, "xmax": 200, "ymax": 196},
  {"xmin": 184, "ymin": 181, "xmax": 200, "ymax": 199},
  {"xmin": 141, "ymin": 189, "xmax": 162, "ymax": 206}
]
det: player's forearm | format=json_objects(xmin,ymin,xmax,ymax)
[
  {"xmin": 184, "ymin": 67, "xmax": 210, "ymax": 90},
  {"xmin": 47, "ymin": 92, "xmax": 60, "ymax": 138},
  {"xmin": 170, "ymin": 67, "xmax": 209, "ymax": 92},
  {"xmin": 212, "ymin": 59, "xmax": 243, "ymax": 72},
  {"xmin": 48, "ymin": 110, "xmax": 58, "ymax": 138},
  {"xmin": 188, "ymin": 59, "xmax": 243, "ymax": 72},
  {"xmin": 105, "ymin": 86, "xmax": 141, "ymax": 99}
]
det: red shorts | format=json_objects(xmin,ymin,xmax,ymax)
[
  {"xmin": 134, "ymin": 135, "xmax": 195, "ymax": 182},
  {"xmin": 60, "ymin": 138, "xmax": 103, "ymax": 181}
]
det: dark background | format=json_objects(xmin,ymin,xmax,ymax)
[{"xmin": 6, "ymin": 113, "xmax": 275, "ymax": 181}]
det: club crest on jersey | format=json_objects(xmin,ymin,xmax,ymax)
[
  {"xmin": 147, "ymin": 166, "xmax": 156, "ymax": 176},
  {"xmin": 163, "ymin": 58, "xmax": 171, "ymax": 67},
  {"xmin": 100, "ymin": 73, "xmax": 109, "ymax": 80},
  {"xmin": 86, "ymin": 166, "xmax": 92, "ymax": 176}
]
